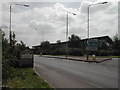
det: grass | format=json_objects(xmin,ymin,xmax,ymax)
[{"xmin": 5, "ymin": 68, "xmax": 53, "ymax": 88}]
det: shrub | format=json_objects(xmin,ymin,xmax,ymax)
[
  {"xmin": 69, "ymin": 48, "xmax": 84, "ymax": 56},
  {"xmin": 99, "ymin": 50, "xmax": 118, "ymax": 56},
  {"xmin": 51, "ymin": 48, "xmax": 66, "ymax": 55}
]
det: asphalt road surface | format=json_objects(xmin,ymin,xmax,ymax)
[{"xmin": 34, "ymin": 55, "xmax": 118, "ymax": 88}]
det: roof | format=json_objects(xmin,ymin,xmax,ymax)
[{"xmin": 81, "ymin": 36, "xmax": 113, "ymax": 44}]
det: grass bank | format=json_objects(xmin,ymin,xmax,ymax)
[{"xmin": 5, "ymin": 68, "xmax": 53, "ymax": 88}]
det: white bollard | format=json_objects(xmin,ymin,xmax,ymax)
[{"xmin": 92, "ymin": 55, "xmax": 96, "ymax": 60}]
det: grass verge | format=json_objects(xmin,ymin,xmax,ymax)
[{"xmin": 5, "ymin": 68, "xmax": 52, "ymax": 88}]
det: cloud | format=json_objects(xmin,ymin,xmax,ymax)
[
  {"xmin": 78, "ymin": 1, "xmax": 118, "ymax": 38},
  {"xmin": 29, "ymin": 20, "xmax": 55, "ymax": 33},
  {"xmin": 1, "ymin": 1, "xmax": 118, "ymax": 47}
]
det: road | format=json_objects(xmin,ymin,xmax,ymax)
[{"xmin": 34, "ymin": 55, "xmax": 118, "ymax": 88}]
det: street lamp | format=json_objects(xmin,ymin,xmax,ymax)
[
  {"xmin": 87, "ymin": 2, "xmax": 107, "ymax": 60},
  {"xmin": 35, "ymin": 29, "xmax": 43, "ymax": 44},
  {"xmin": 35, "ymin": 29, "xmax": 44, "ymax": 56},
  {"xmin": 14, "ymin": 4, "xmax": 29, "ymax": 7},
  {"xmin": 9, "ymin": 3, "xmax": 29, "ymax": 46},
  {"xmin": 66, "ymin": 12, "xmax": 76, "ymax": 58}
]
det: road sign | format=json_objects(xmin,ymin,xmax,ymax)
[
  {"xmin": 21, "ymin": 54, "xmax": 33, "ymax": 59},
  {"xmin": 87, "ymin": 39, "xmax": 98, "ymax": 46},
  {"xmin": 86, "ymin": 39, "xmax": 98, "ymax": 51},
  {"xmin": 20, "ymin": 53, "xmax": 33, "ymax": 68}
]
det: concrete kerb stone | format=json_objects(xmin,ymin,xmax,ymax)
[
  {"xmin": 42, "ymin": 55, "xmax": 112, "ymax": 63},
  {"xmin": 33, "ymin": 68, "xmax": 55, "ymax": 89}
]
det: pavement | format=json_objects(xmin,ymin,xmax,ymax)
[
  {"xmin": 34, "ymin": 55, "xmax": 118, "ymax": 88},
  {"xmin": 42, "ymin": 55, "xmax": 112, "ymax": 63}
]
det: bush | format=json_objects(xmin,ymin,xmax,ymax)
[
  {"xmin": 48, "ymin": 48, "xmax": 84, "ymax": 56},
  {"xmin": 112, "ymin": 50, "xmax": 119, "ymax": 56},
  {"xmin": 69, "ymin": 48, "xmax": 84, "ymax": 56},
  {"xmin": 51, "ymin": 48, "xmax": 66, "ymax": 55},
  {"xmin": 99, "ymin": 50, "xmax": 119, "ymax": 56},
  {"xmin": 43, "ymin": 49, "xmax": 51, "ymax": 55},
  {"xmin": 99, "ymin": 50, "xmax": 111, "ymax": 56}
]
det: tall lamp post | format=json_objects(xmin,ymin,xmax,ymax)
[
  {"xmin": 9, "ymin": 4, "xmax": 29, "ymax": 46},
  {"xmin": 35, "ymin": 29, "xmax": 44, "ymax": 56},
  {"xmin": 35, "ymin": 29, "xmax": 43, "ymax": 44},
  {"xmin": 87, "ymin": 2, "xmax": 107, "ymax": 60},
  {"xmin": 66, "ymin": 12, "xmax": 76, "ymax": 58}
]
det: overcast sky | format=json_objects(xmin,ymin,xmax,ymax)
[{"xmin": 1, "ymin": 0, "xmax": 119, "ymax": 47}]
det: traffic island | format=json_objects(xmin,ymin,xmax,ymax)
[
  {"xmin": 63, "ymin": 57, "xmax": 112, "ymax": 63},
  {"xmin": 42, "ymin": 55, "xmax": 112, "ymax": 63},
  {"xmin": 80, "ymin": 58, "xmax": 112, "ymax": 63}
]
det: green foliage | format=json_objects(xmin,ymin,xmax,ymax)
[
  {"xmin": 2, "ymin": 31, "xmax": 50, "ymax": 88},
  {"xmin": 95, "ymin": 49, "xmax": 119, "ymax": 56},
  {"xmin": 41, "ymin": 41, "xmax": 50, "ymax": 49},
  {"xmin": 56, "ymin": 40, "xmax": 61, "ymax": 44},
  {"xmin": 68, "ymin": 34, "xmax": 82, "ymax": 48},
  {"xmin": 99, "ymin": 50, "xmax": 113, "ymax": 56},
  {"xmin": 2, "ymin": 32, "xmax": 19, "ymax": 82},
  {"xmin": 5, "ymin": 68, "xmax": 52, "ymax": 88},
  {"xmin": 69, "ymin": 48, "xmax": 84, "ymax": 56},
  {"xmin": 2, "ymin": 31, "xmax": 31, "ymax": 85},
  {"xmin": 50, "ymin": 48, "xmax": 84, "ymax": 56},
  {"xmin": 51, "ymin": 48, "xmax": 66, "ymax": 55},
  {"xmin": 34, "ymin": 34, "xmax": 85, "ymax": 56},
  {"xmin": 15, "ymin": 41, "xmax": 29, "ymax": 52},
  {"xmin": 33, "ymin": 34, "xmax": 120, "ymax": 56},
  {"xmin": 33, "ymin": 46, "xmax": 41, "ymax": 54},
  {"xmin": 11, "ymin": 31, "xmax": 17, "ymax": 47},
  {"xmin": 111, "ymin": 34, "xmax": 120, "ymax": 56},
  {"xmin": 100, "ymin": 42, "xmax": 109, "ymax": 50},
  {"xmin": 113, "ymin": 34, "xmax": 120, "ymax": 50}
]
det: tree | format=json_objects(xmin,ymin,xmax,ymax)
[
  {"xmin": 68, "ymin": 34, "xmax": 82, "ymax": 48},
  {"xmin": 2, "ymin": 30, "xmax": 31, "ymax": 84},
  {"xmin": 2, "ymin": 31, "xmax": 18, "ymax": 80},
  {"xmin": 2, "ymin": 31, "xmax": 10, "ymax": 59},
  {"xmin": 16, "ymin": 41, "xmax": 26, "ymax": 51},
  {"xmin": 113, "ymin": 34, "xmax": 120, "ymax": 50},
  {"xmin": 40, "ymin": 41, "xmax": 51, "ymax": 54},
  {"xmin": 55, "ymin": 40, "xmax": 62, "ymax": 48},
  {"xmin": 100, "ymin": 42, "xmax": 108, "ymax": 50},
  {"xmin": 12, "ymin": 31, "xmax": 17, "ymax": 47},
  {"xmin": 41, "ymin": 41, "xmax": 50, "ymax": 49},
  {"xmin": 57, "ymin": 40, "xmax": 61, "ymax": 44},
  {"xmin": 112, "ymin": 34, "xmax": 120, "ymax": 56}
]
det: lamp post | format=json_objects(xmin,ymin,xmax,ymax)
[
  {"xmin": 66, "ymin": 12, "xmax": 76, "ymax": 58},
  {"xmin": 35, "ymin": 29, "xmax": 43, "ymax": 44},
  {"xmin": 87, "ymin": 2, "xmax": 107, "ymax": 60},
  {"xmin": 9, "ymin": 4, "xmax": 29, "ymax": 46},
  {"xmin": 35, "ymin": 29, "xmax": 44, "ymax": 56}
]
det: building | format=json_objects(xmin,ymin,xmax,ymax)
[
  {"xmin": 82, "ymin": 36, "xmax": 113, "ymax": 50},
  {"xmin": 32, "ymin": 36, "xmax": 113, "ymax": 55}
]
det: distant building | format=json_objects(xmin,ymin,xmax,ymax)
[
  {"xmin": 32, "ymin": 36, "xmax": 113, "ymax": 54},
  {"xmin": 82, "ymin": 36, "xmax": 113, "ymax": 50}
]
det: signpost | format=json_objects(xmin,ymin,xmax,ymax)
[
  {"xmin": 20, "ymin": 53, "xmax": 33, "ymax": 68},
  {"xmin": 86, "ymin": 39, "xmax": 98, "ymax": 51}
]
